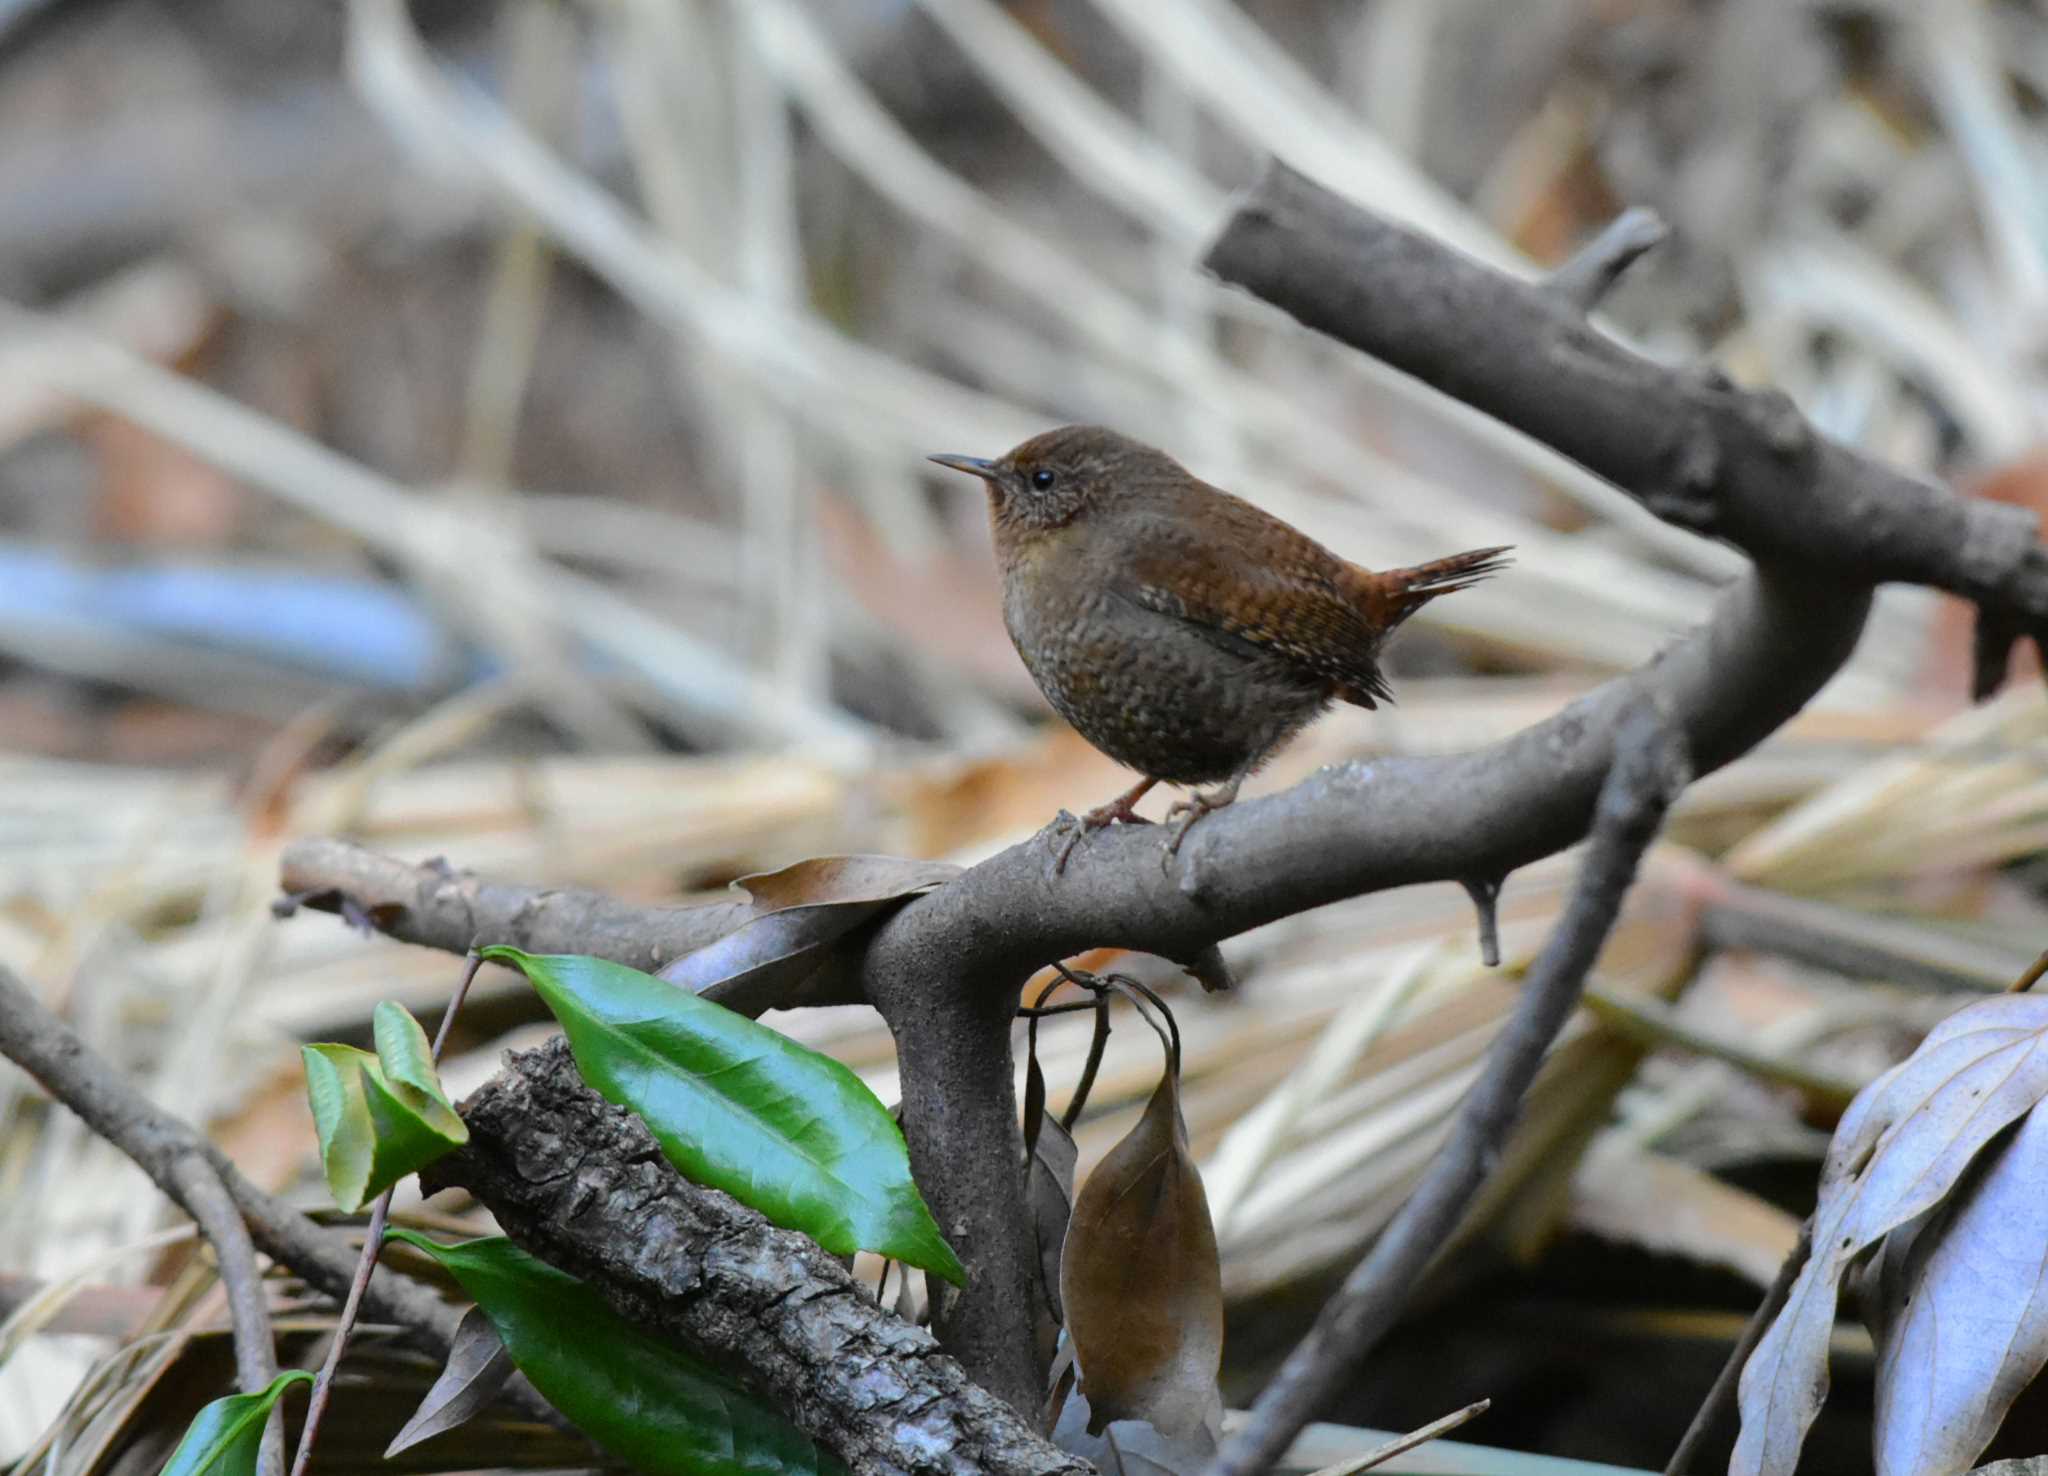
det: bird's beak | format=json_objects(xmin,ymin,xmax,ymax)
[{"xmin": 927, "ymin": 453, "xmax": 1000, "ymax": 481}]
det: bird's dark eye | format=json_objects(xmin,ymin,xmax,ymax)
[{"xmin": 1031, "ymin": 468, "xmax": 1056, "ymax": 491}]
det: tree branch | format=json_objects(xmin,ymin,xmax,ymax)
[
  {"xmin": 272, "ymin": 170, "xmax": 2048, "ymax": 1421},
  {"xmin": 276, "ymin": 839, "xmax": 751, "ymax": 978},
  {"xmin": 1204, "ymin": 710, "xmax": 1690, "ymax": 1476},
  {"xmin": 0, "ymin": 964, "xmax": 465, "ymax": 1362},
  {"xmin": 1203, "ymin": 161, "xmax": 2047, "ymax": 618},
  {"xmin": 422, "ymin": 1038, "xmax": 1087, "ymax": 1476},
  {"xmin": 163, "ymin": 1153, "xmax": 285, "ymax": 1476}
]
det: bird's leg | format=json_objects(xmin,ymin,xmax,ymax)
[
  {"xmin": 1162, "ymin": 772, "xmax": 1248, "ymax": 862},
  {"xmin": 1050, "ymin": 777, "xmax": 1158, "ymax": 875}
]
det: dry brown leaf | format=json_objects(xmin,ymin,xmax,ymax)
[
  {"xmin": 384, "ymin": 1304, "xmax": 519, "ymax": 1456},
  {"xmin": 659, "ymin": 853, "xmax": 960, "ymax": 1012},
  {"xmin": 1060, "ymin": 1029, "xmax": 1223, "ymax": 1440},
  {"xmin": 1029, "ymin": 1104, "xmax": 1079, "ymax": 1325}
]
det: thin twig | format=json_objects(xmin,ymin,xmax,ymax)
[
  {"xmin": 163, "ymin": 1156, "xmax": 283, "ymax": 1476},
  {"xmin": 1062, "ymin": 992, "xmax": 1113, "ymax": 1132},
  {"xmin": 1663, "ymin": 1220, "xmax": 1814, "ymax": 1475},
  {"xmin": 1014, "ymin": 998, "xmax": 1104, "ymax": 1019},
  {"xmin": 289, "ymin": 950, "xmax": 485, "ymax": 1476},
  {"xmin": 1204, "ymin": 711, "xmax": 1689, "ymax": 1476},
  {"xmin": 2006, "ymin": 948, "xmax": 2048, "ymax": 993},
  {"xmin": 1305, "ymin": 1398, "xmax": 1492, "ymax": 1476}
]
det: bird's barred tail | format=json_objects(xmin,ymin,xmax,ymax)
[{"xmin": 1369, "ymin": 545, "xmax": 1512, "ymax": 630}]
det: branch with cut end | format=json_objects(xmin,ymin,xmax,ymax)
[
  {"xmin": 1205, "ymin": 711, "xmax": 1690, "ymax": 1476},
  {"xmin": 276, "ymin": 840, "xmax": 752, "ymax": 979},
  {"xmin": 422, "ymin": 1037, "xmax": 1087, "ymax": 1476}
]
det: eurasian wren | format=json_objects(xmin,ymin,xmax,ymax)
[{"xmin": 930, "ymin": 425, "xmax": 1508, "ymax": 866}]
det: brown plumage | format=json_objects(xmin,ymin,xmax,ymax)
[{"xmin": 930, "ymin": 425, "xmax": 1508, "ymax": 862}]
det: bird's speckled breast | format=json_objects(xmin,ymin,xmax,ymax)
[{"xmin": 1001, "ymin": 555, "xmax": 1328, "ymax": 786}]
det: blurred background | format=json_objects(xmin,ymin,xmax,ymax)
[{"xmin": 5, "ymin": 1, "xmax": 2048, "ymax": 1472}]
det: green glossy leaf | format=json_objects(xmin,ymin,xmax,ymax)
[
  {"xmin": 371, "ymin": 1000, "xmax": 460, "ymax": 1117},
  {"xmin": 486, "ymin": 947, "xmax": 964, "ymax": 1283},
  {"xmin": 386, "ymin": 1231, "xmax": 842, "ymax": 1476},
  {"xmin": 302, "ymin": 1002, "xmax": 466, "ymax": 1213},
  {"xmin": 160, "ymin": 1370, "xmax": 311, "ymax": 1476}
]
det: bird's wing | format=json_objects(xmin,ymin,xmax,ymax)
[{"xmin": 1110, "ymin": 487, "xmax": 1395, "ymax": 706}]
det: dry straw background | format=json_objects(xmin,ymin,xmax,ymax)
[{"xmin": 4, "ymin": 1, "xmax": 2048, "ymax": 1471}]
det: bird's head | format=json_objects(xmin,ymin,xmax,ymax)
[{"xmin": 929, "ymin": 424, "xmax": 1180, "ymax": 533}]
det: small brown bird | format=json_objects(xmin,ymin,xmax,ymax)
[{"xmin": 930, "ymin": 425, "xmax": 1508, "ymax": 867}]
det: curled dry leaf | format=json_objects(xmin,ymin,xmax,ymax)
[
  {"xmin": 1734, "ymin": 994, "xmax": 2048, "ymax": 1476},
  {"xmin": 659, "ymin": 854, "xmax": 960, "ymax": 1013},
  {"xmin": 1870, "ymin": 1104, "xmax": 2048, "ymax": 1476},
  {"xmin": 1059, "ymin": 1024, "xmax": 1223, "ymax": 1441},
  {"xmin": 1029, "ymin": 1110, "xmax": 1079, "ymax": 1326},
  {"xmin": 1022, "ymin": 1035, "xmax": 1080, "ymax": 1332},
  {"xmin": 385, "ymin": 1304, "xmax": 519, "ymax": 1456}
]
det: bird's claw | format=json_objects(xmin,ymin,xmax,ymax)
[
  {"xmin": 1158, "ymin": 781, "xmax": 1241, "ymax": 875},
  {"xmin": 1046, "ymin": 810, "xmax": 1085, "ymax": 878},
  {"xmin": 1045, "ymin": 792, "xmax": 1155, "ymax": 877}
]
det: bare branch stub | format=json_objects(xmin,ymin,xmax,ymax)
[
  {"xmin": 1204, "ymin": 711, "xmax": 1690, "ymax": 1476},
  {"xmin": 1542, "ymin": 205, "xmax": 1669, "ymax": 314},
  {"xmin": 425, "ymin": 1037, "xmax": 1089, "ymax": 1476}
]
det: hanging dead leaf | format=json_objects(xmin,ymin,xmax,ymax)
[
  {"xmin": 1868, "ymin": 1103, "xmax": 2048, "ymax": 1476},
  {"xmin": 1734, "ymin": 993, "xmax": 2048, "ymax": 1476},
  {"xmin": 659, "ymin": 854, "xmax": 960, "ymax": 1013},
  {"xmin": 385, "ymin": 1304, "xmax": 520, "ymax": 1456},
  {"xmin": 1022, "ymin": 997, "xmax": 1085, "ymax": 1333},
  {"xmin": 1030, "ymin": 1101, "xmax": 1079, "ymax": 1322},
  {"xmin": 1058, "ymin": 999, "xmax": 1223, "ymax": 1441},
  {"xmin": 732, "ymin": 855, "xmax": 964, "ymax": 912}
]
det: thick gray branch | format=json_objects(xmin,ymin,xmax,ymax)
[
  {"xmin": 270, "ymin": 171, "xmax": 2048, "ymax": 1424},
  {"xmin": 1203, "ymin": 161, "xmax": 2045, "ymax": 615},
  {"xmin": 422, "ymin": 1039, "xmax": 1086, "ymax": 1476}
]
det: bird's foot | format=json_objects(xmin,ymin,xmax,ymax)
[
  {"xmin": 1047, "ymin": 779, "xmax": 1158, "ymax": 876},
  {"xmin": 1162, "ymin": 777, "xmax": 1244, "ymax": 869}
]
